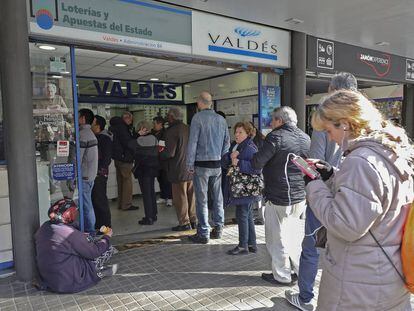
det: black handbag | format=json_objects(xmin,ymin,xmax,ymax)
[{"xmin": 227, "ymin": 166, "xmax": 264, "ymax": 198}]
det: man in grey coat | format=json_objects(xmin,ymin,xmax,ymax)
[{"xmin": 79, "ymin": 109, "xmax": 98, "ymax": 234}]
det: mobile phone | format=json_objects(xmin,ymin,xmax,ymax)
[{"xmin": 291, "ymin": 155, "xmax": 320, "ymax": 179}]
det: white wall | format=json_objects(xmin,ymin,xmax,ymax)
[{"xmin": 184, "ymin": 71, "xmax": 258, "ymax": 103}]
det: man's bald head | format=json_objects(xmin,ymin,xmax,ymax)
[{"xmin": 197, "ymin": 91, "xmax": 213, "ymax": 109}]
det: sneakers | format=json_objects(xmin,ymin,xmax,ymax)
[
  {"xmin": 188, "ymin": 234, "xmax": 209, "ymax": 244},
  {"xmin": 166, "ymin": 199, "xmax": 173, "ymax": 207},
  {"xmin": 156, "ymin": 198, "xmax": 166, "ymax": 204},
  {"xmin": 190, "ymin": 222, "xmax": 197, "ymax": 229},
  {"xmin": 98, "ymin": 264, "xmax": 118, "ymax": 278},
  {"xmin": 210, "ymin": 226, "xmax": 223, "ymax": 239},
  {"xmin": 284, "ymin": 290, "xmax": 315, "ymax": 311}
]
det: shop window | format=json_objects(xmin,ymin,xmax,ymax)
[{"xmin": 29, "ymin": 43, "xmax": 76, "ymax": 224}]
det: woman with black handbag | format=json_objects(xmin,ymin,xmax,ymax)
[{"xmin": 223, "ymin": 122, "xmax": 263, "ymax": 255}]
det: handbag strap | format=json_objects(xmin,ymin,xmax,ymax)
[{"xmin": 368, "ymin": 230, "xmax": 406, "ymax": 284}]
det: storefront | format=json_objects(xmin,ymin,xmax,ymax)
[
  {"xmin": 305, "ymin": 35, "xmax": 414, "ymax": 134},
  {"xmin": 0, "ymin": 0, "xmax": 291, "ymax": 272}
]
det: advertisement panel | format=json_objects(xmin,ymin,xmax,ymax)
[
  {"xmin": 192, "ymin": 11, "xmax": 290, "ymax": 68},
  {"xmin": 260, "ymin": 85, "xmax": 280, "ymax": 130},
  {"xmin": 308, "ymin": 36, "xmax": 412, "ymax": 83},
  {"xmin": 28, "ymin": 0, "xmax": 192, "ymax": 54}
]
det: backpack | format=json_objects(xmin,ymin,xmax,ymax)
[
  {"xmin": 401, "ymin": 202, "xmax": 414, "ymax": 293},
  {"xmin": 370, "ymin": 201, "xmax": 414, "ymax": 294}
]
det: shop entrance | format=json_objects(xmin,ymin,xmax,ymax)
[
  {"xmin": 74, "ymin": 48, "xmax": 265, "ymax": 236},
  {"xmin": 29, "ymin": 41, "xmax": 282, "ymax": 238}
]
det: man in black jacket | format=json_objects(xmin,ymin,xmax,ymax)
[
  {"xmin": 91, "ymin": 115, "xmax": 113, "ymax": 229},
  {"xmin": 252, "ymin": 106, "xmax": 310, "ymax": 286},
  {"xmin": 109, "ymin": 112, "xmax": 138, "ymax": 211}
]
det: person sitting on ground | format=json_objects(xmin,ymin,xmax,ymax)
[
  {"xmin": 222, "ymin": 121, "xmax": 262, "ymax": 255},
  {"xmin": 304, "ymin": 90, "xmax": 413, "ymax": 310},
  {"xmin": 129, "ymin": 120, "xmax": 160, "ymax": 225},
  {"xmin": 34, "ymin": 199, "xmax": 117, "ymax": 293}
]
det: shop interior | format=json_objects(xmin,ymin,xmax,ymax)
[
  {"xmin": 30, "ymin": 43, "xmax": 270, "ymax": 237},
  {"xmin": 305, "ymin": 73, "xmax": 403, "ymax": 134}
]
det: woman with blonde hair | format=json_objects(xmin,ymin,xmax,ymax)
[{"xmin": 305, "ymin": 90, "xmax": 413, "ymax": 310}]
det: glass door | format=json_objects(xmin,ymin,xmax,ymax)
[{"xmin": 29, "ymin": 42, "xmax": 78, "ymax": 225}]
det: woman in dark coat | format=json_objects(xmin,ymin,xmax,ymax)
[
  {"xmin": 129, "ymin": 120, "xmax": 160, "ymax": 225},
  {"xmin": 34, "ymin": 199, "xmax": 116, "ymax": 293},
  {"xmin": 222, "ymin": 122, "xmax": 262, "ymax": 255}
]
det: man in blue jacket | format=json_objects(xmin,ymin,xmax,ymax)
[{"xmin": 186, "ymin": 91, "xmax": 230, "ymax": 244}]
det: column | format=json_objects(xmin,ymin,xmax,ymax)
[
  {"xmin": 290, "ymin": 31, "xmax": 307, "ymax": 130},
  {"xmin": 0, "ymin": 0, "xmax": 40, "ymax": 281}
]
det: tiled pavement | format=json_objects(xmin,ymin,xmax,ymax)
[{"xmin": 0, "ymin": 225, "xmax": 412, "ymax": 311}]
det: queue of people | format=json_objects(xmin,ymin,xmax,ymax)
[{"xmin": 34, "ymin": 74, "xmax": 413, "ymax": 311}]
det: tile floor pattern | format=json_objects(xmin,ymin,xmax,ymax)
[{"xmin": 0, "ymin": 225, "xmax": 413, "ymax": 311}]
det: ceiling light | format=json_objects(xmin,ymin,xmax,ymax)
[
  {"xmin": 38, "ymin": 45, "xmax": 56, "ymax": 51},
  {"xmin": 150, "ymin": 78, "xmax": 159, "ymax": 81},
  {"xmin": 218, "ymin": 83, "xmax": 225, "ymax": 87},
  {"xmin": 112, "ymin": 79, "xmax": 121, "ymax": 82},
  {"xmin": 375, "ymin": 41, "xmax": 390, "ymax": 46},
  {"xmin": 284, "ymin": 18, "xmax": 304, "ymax": 25},
  {"xmin": 52, "ymin": 75, "xmax": 62, "ymax": 79},
  {"xmin": 114, "ymin": 63, "xmax": 127, "ymax": 67},
  {"xmin": 61, "ymin": 71, "xmax": 70, "ymax": 74},
  {"xmin": 105, "ymin": 91, "xmax": 111, "ymax": 94},
  {"xmin": 121, "ymin": 86, "xmax": 127, "ymax": 90},
  {"xmin": 226, "ymin": 67, "xmax": 235, "ymax": 71}
]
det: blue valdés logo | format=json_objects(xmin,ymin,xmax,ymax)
[
  {"xmin": 207, "ymin": 25, "xmax": 278, "ymax": 60},
  {"xmin": 234, "ymin": 27, "xmax": 261, "ymax": 37}
]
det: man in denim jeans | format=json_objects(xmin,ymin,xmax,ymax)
[
  {"xmin": 186, "ymin": 91, "xmax": 230, "ymax": 244},
  {"xmin": 285, "ymin": 72, "xmax": 357, "ymax": 311},
  {"xmin": 79, "ymin": 109, "xmax": 98, "ymax": 235}
]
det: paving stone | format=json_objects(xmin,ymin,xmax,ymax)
[{"xmin": 0, "ymin": 225, "xmax": 412, "ymax": 310}]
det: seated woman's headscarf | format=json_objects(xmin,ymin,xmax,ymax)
[{"xmin": 48, "ymin": 199, "xmax": 78, "ymax": 224}]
